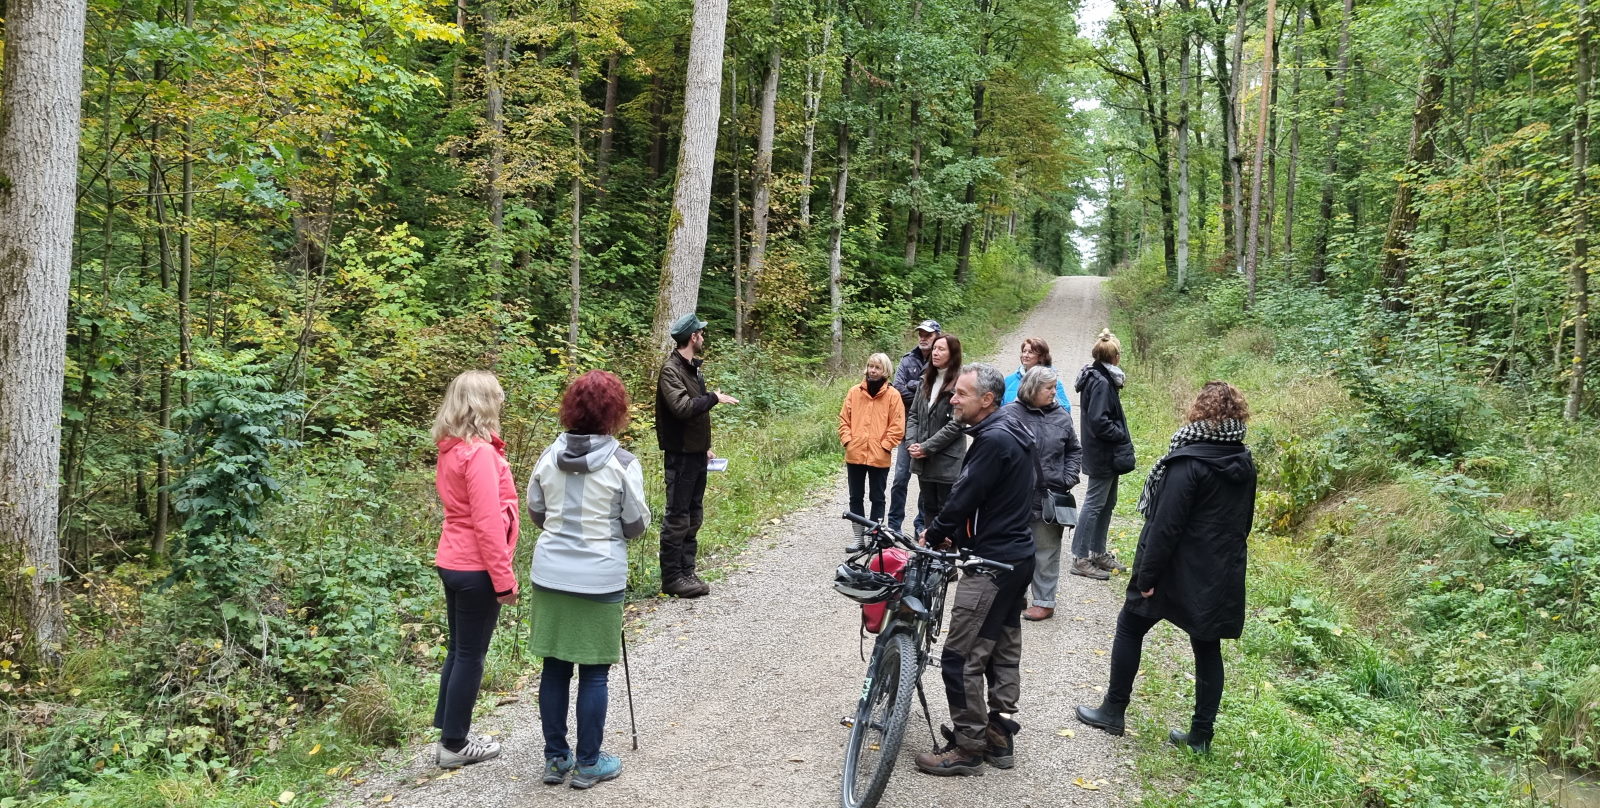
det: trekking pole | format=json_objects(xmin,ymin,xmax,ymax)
[{"xmin": 621, "ymin": 628, "xmax": 639, "ymax": 750}]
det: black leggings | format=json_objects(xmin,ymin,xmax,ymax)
[
  {"xmin": 434, "ymin": 568, "xmax": 503, "ymax": 746},
  {"xmin": 1105, "ymin": 606, "xmax": 1224, "ymax": 733},
  {"xmin": 846, "ymin": 463, "xmax": 889, "ymax": 522}
]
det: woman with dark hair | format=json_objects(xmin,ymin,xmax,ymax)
[
  {"xmin": 526, "ymin": 370, "xmax": 650, "ymax": 789},
  {"xmin": 1075, "ymin": 381, "xmax": 1257, "ymax": 755},
  {"xmin": 1001, "ymin": 337, "xmax": 1071, "ymax": 410},
  {"xmin": 906, "ymin": 334, "xmax": 965, "ymax": 524},
  {"xmin": 431, "ymin": 370, "xmax": 519, "ymax": 768}
]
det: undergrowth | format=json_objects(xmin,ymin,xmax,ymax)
[{"xmin": 1109, "ymin": 253, "xmax": 1600, "ymax": 806}]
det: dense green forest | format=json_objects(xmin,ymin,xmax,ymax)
[
  {"xmin": 0, "ymin": 0, "xmax": 1596, "ymax": 798},
  {"xmin": 0, "ymin": 0, "xmax": 1079, "ymax": 800}
]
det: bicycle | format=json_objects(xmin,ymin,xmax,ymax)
[{"xmin": 833, "ymin": 511, "xmax": 1014, "ymax": 808}]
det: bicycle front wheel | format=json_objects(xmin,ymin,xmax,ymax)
[{"xmin": 841, "ymin": 630, "xmax": 918, "ymax": 808}]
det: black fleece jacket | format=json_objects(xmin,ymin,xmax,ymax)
[{"xmin": 923, "ymin": 406, "xmax": 1038, "ymax": 563}]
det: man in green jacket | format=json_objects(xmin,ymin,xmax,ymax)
[{"xmin": 655, "ymin": 313, "xmax": 738, "ymax": 598}]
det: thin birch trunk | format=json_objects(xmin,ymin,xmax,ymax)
[
  {"xmin": 800, "ymin": 23, "xmax": 832, "ymax": 230},
  {"xmin": 1243, "ymin": 0, "xmax": 1277, "ymax": 305}
]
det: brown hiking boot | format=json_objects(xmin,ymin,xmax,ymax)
[
  {"xmin": 983, "ymin": 716, "xmax": 1020, "ymax": 769},
  {"xmin": 914, "ymin": 746, "xmax": 984, "ymax": 777},
  {"xmin": 1069, "ymin": 557, "xmax": 1110, "ymax": 580},
  {"xmin": 1093, "ymin": 552, "xmax": 1129, "ymax": 573},
  {"xmin": 1022, "ymin": 606, "xmax": 1054, "ymax": 621},
  {"xmin": 662, "ymin": 577, "xmax": 710, "ymax": 598}
]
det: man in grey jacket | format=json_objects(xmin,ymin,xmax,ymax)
[{"xmin": 887, "ymin": 319, "xmax": 940, "ymax": 534}]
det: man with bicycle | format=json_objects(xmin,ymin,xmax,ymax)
[{"xmin": 915, "ymin": 362, "xmax": 1038, "ymax": 777}]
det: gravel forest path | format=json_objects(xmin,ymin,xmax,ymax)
[{"xmin": 337, "ymin": 275, "xmax": 1139, "ymax": 808}]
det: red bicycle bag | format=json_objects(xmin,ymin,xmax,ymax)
[{"xmin": 861, "ymin": 548, "xmax": 909, "ymax": 633}]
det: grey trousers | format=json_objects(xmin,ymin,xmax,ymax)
[
  {"xmin": 1073, "ymin": 475, "xmax": 1118, "ymax": 559},
  {"xmin": 1028, "ymin": 520, "xmax": 1066, "ymax": 608}
]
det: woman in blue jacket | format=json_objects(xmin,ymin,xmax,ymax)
[{"xmin": 1001, "ymin": 337, "xmax": 1071, "ymax": 412}]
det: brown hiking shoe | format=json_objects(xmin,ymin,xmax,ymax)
[
  {"xmin": 1069, "ymin": 557, "xmax": 1110, "ymax": 580},
  {"xmin": 914, "ymin": 746, "xmax": 984, "ymax": 776},
  {"xmin": 1093, "ymin": 552, "xmax": 1129, "ymax": 573},
  {"xmin": 1022, "ymin": 606, "xmax": 1054, "ymax": 621},
  {"xmin": 662, "ymin": 577, "xmax": 710, "ymax": 598}
]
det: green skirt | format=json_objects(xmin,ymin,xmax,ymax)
[{"xmin": 527, "ymin": 587, "xmax": 623, "ymax": 665}]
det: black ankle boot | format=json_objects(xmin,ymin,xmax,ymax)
[
  {"xmin": 1167, "ymin": 726, "xmax": 1213, "ymax": 754},
  {"xmin": 1073, "ymin": 701, "xmax": 1127, "ymax": 736}
]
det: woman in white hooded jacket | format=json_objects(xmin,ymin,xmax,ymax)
[{"xmin": 525, "ymin": 370, "xmax": 649, "ymax": 789}]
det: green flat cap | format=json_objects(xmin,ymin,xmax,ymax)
[{"xmin": 669, "ymin": 312, "xmax": 708, "ymax": 339}]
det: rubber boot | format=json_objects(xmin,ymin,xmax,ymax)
[
  {"xmin": 1168, "ymin": 720, "xmax": 1213, "ymax": 754},
  {"xmin": 1074, "ymin": 700, "xmax": 1127, "ymax": 736}
]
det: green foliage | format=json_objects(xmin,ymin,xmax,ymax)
[
  {"xmin": 171, "ymin": 359, "xmax": 305, "ymax": 595},
  {"xmin": 1108, "ymin": 266, "xmax": 1600, "ymax": 805}
]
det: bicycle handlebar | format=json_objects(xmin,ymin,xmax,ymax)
[{"xmin": 840, "ymin": 511, "xmax": 1015, "ymax": 572}]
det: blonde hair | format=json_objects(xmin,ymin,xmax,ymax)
[
  {"xmin": 865, "ymin": 353, "xmax": 893, "ymax": 376},
  {"xmin": 1090, "ymin": 329, "xmax": 1121, "ymax": 363},
  {"xmin": 431, "ymin": 370, "xmax": 505, "ymax": 442}
]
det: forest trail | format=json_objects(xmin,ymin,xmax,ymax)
[{"xmin": 337, "ymin": 276, "xmax": 1139, "ymax": 808}]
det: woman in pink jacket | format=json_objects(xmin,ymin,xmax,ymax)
[{"xmin": 431, "ymin": 370, "xmax": 520, "ymax": 768}]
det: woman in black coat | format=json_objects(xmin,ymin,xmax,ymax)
[{"xmin": 1075, "ymin": 381, "xmax": 1257, "ymax": 754}]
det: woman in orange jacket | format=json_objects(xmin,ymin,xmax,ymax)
[{"xmin": 839, "ymin": 352, "xmax": 907, "ymax": 551}]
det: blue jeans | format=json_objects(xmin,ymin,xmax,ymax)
[
  {"xmin": 539, "ymin": 658, "xmax": 611, "ymax": 765},
  {"xmin": 885, "ymin": 444, "xmax": 924, "ymax": 535},
  {"xmin": 1073, "ymin": 475, "xmax": 1118, "ymax": 558}
]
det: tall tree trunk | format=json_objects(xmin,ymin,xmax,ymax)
[
  {"xmin": 1263, "ymin": 3, "xmax": 1285, "ymax": 263},
  {"xmin": 1243, "ymin": 0, "xmax": 1277, "ymax": 305},
  {"xmin": 747, "ymin": 35, "xmax": 780, "ymax": 336},
  {"xmin": 1176, "ymin": 2, "xmax": 1193, "ymax": 291},
  {"xmin": 648, "ymin": 71, "xmax": 668, "ymax": 179},
  {"xmin": 1377, "ymin": 59, "xmax": 1447, "ymax": 310},
  {"xmin": 149, "ymin": 154, "xmax": 174, "ymax": 555},
  {"xmin": 652, "ymin": 0, "xmax": 731, "ymax": 345},
  {"xmin": 956, "ymin": 0, "xmax": 992, "ymax": 286},
  {"xmin": 1566, "ymin": 0, "xmax": 1592, "ymax": 420},
  {"xmin": 1120, "ymin": 0, "xmax": 1176, "ymax": 282},
  {"xmin": 1229, "ymin": 0, "xmax": 1248, "ymax": 271},
  {"xmin": 567, "ymin": 0, "xmax": 583, "ymax": 350},
  {"xmin": 800, "ymin": 22, "xmax": 833, "ymax": 230},
  {"xmin": 1282, "ymin": 5, "xmax": 1305, "ymax": 270},
  {"xmin": 483, "ymin": 0, "xmax": 507, "ymax": 292},
  {"xmin": 596, "ymin": 53, "xmax": 620, "ymax": 196},
  {"xmin": 905, "ymin": 99, "xmax": 923, "ymax": 266},
  {"xmin": 179, "ymin": 0, "xmax": 196, "ymax": 409},
  {"xmin": 0, "ymin": 0, "xmax": 88, "ymax": 666},
  {"xmin": 1311, "ymin": 0, "xmax": 1354, "ymax": 283},
  {"xmin": 729, "ymin": 62, "xmax": 744, "ymax": 342},
  {"xmin": 828, "ymin": 29, "xmax": 853, "ymax": 371}
]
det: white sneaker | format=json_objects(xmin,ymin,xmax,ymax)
[{"xmin": 437, "ymin": 737, "xmax": 502, "ymax": 768}]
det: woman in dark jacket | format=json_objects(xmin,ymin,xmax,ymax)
[
  {"xmin": 1075, "ymin": 381, "xmax": 1257, "ymax": 754},
  {"xmin": 905, "ymin": 334, "xmax": 964, "ymax": 525},
  {"xmin": 1070, "ymin": 329, "xmax": 1135, "ymax": 580},
  {"xmin": 1006, "ymin": 365, "xmax": 1082, "ymax": 622}
]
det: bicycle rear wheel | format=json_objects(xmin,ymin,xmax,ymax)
[{"xmin": 840, "ymin": 630, "xmax": 917, "ymax": 808}]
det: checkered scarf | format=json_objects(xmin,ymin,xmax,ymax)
[{"xmin": 1136, "ymin": 418, "xmax": 1247, "ymax": 517}]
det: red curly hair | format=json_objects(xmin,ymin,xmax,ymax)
[{"xmin": 560, "ymin": 370, "xmax": 631, "ymax": 436}]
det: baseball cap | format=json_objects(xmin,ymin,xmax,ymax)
[{"xmin": 916, "ymin": 319, "xmax": 942, "ymax": 334}]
